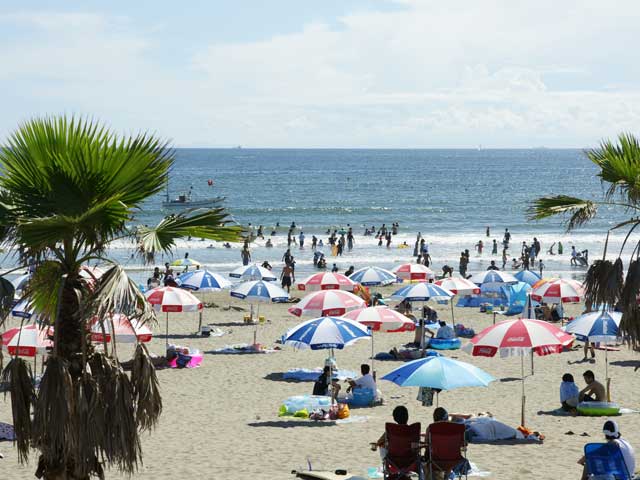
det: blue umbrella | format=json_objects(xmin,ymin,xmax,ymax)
[
  {"xmin": 282, "ymin": 316, "xmax": 371, "ymax": 350},
  {"xmin": 229, "ymin": 264, "xmax": 277, "ymax": 282},
  {"xmin": 564, "ymin": 310, "xmax": 621, "ymax": 343},
  {"xmin": 381, "ymin": 355, "xmax": 495, "ymax": 390},
  {"xmin": 348, "ymin": 267, "xmax": 398, "ymax": 286},
  {"xmin": 230, "ymin": 280, "xmax": 289, "ymax": 303},
  {"xmin": 471, "ymin": 270, "xmax": 518, "ymax": 286},
  {"xmin": 12, "ymin": 299, "xmax": 37, "ymax": 319},
  {"xmin": 178, "ymin": 269, "xmax": 231, "ymax": 291},
  {"xmin": 390, "ymin": 282, "xmax": 454, "ymax": 302},
  {"xmin": 514, "ymin": 270, "xmax": 541, "ymax": 286}
]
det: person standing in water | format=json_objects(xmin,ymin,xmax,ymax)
[
  {"xmin": 492, "ymin": 239, "xmax": 498, "ymax": 255},
  {"xmin": 241, "ymin": 242, "xmax": 251, "ymax": 266}
]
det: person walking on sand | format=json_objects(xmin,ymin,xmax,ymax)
[{"xmin": 280, "ymin": 264, "xmax": 294, "ymax": 293}]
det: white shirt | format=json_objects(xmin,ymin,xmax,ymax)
[
  {"xmin": 436, "ymin": 324, "xmax": 455, "ymax": 339},
  {"xmin": 614, "ymin": 438, "xmax": 636, "ymax": 477},
  {"xmin": 559, "ymin": 381, "xmax": 579, "ymax": 403},
  {"xmin": 355, "ymin": 373, "xmax": 378, "ymax": 399}
]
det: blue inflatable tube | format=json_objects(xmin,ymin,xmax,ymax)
[{"xmin": 429, "ymin": 338, "xmax": 462, "ymax": 350}]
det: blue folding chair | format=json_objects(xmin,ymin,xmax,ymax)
[{"xmin": 584, "ymin": 442, "xmax": 632, "ymax": 480}]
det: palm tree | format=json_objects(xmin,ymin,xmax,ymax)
[
  {"xmin": 529, "ymin": 133, "xmax": 640, "ymax": 346},
  {"xmin": 0, "ymin": 116, "xmax": 243, "ymax": 479}
]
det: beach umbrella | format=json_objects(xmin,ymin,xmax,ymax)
[
  {"xmin": 230, "ymin": 280, "xmax": 290, "ymax": 303},
  {"xmin": 282, "ymin": 316, "xmax": 371, "ymax": 350},
  {"xmin": 171, "ymin": 257, "xmax": 201, "ymax": 269},
  {"xmin": 513, "ymin": 270, "xmax": 541, "ymax": 286},
  {"xmin": 11, "ymin": 299, "xmax": 39, "ymax": 320},
  {"xmin": 2, "ymin": 324, "xmax": 52, "ymax": 370},
  {"xmin": 288, "ymin": 290, "xmax": 366, "ymax": 317},
  {"xmin": 392, "ymin": 263, "xmax": 435, "ymax": 282},
  {"xmin": 434, "ymin": 277, "xmax": 480, "ymax": 295},
  {"xmin": 463, "ymin": 318, "xmax": 574, "ymax": 426},
  {"xmin": 79, "ymin": 265, "xmax": 106, "ymax": 280},
  {"xmin": 229, "ymin": 264, "xmax": 278, "ymax": 282},
  {"xmin": 177, "ymin": 269, "xmax": 232, "ymax": 291},
  {"xmin": 530, "ymin": 278, "xmax": 584, "ymax": 304},
  {"xmin": 145, "ymin": 286, "xmax": 203, "ymax": 346},
  {"xmin": 89, "ymin": 314, "xmax": 153, "ymax": 344},
  {"xmin": 564, "ymin": 310, "xmax": 622, "ymax": 401},
  {"xmin": 343, "ymin": 306, "xmax": 415, "ymax": 372},
  {"xmin": 470, "ymin": 270, "xmax": 518, "ymax": 286},
  {"xmin": 11, "ymin": 273, "xmax": 31, "ymax": 293},
  {"xmin": 381, "ymin": 356, "xmax": 494, "ymax": 397},
  {"xmin": 297, "ymin": 272, "xmax": 357, "ymax": 292},
  {"xmin": 348, "ymin": 267, "xmax": 398, "ymax": 286},
  {"xmin": 390, "ymin": 282, "xmax": 454, "ymax": 302}
]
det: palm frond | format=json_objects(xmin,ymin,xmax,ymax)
[
  {"xmin": 1, "ymin": 357, "xmax": 34, "ymax": 463},
  {"xmin": 0, "ymin": 276, "xmax": 15, "ymax": 324},
  {"xmin": 587, "ymin": 133, "xmax": 640, "ymax": 204},
  {"xmin": 131, "ymin": 343, "xmax": 162, "ymax": 431},
  {"xmin": 583, "ymin": 258, "xmax": 624, "ymax": 308},
  {"xmin": 136, "ymin": 208, "xmax": 244, "ymax": 262},
  {"xmin": 527, "ymin": 195, "xmax": 598, "ymax": 231}
]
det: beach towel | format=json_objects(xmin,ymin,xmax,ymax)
[
  {"xmin": 466, "ymin": 417, "xmax": 524, "ymax": 442},
  {"xmin": 283, "ymin": 368, "xmax": 357, "ymax": 382},
  {"xmin": 0, "ymin": 423, "xmax": 16, "ymax": 441},
  {"xmin": 206, "ymin": 343, "xmax": 278, "ymax": 354}
]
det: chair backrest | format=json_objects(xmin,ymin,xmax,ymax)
[
  {"xmin": 385, "ymin": 422, "xmax": 421, "ymax": 469},
  {"xmin": 584, "ymin": 442, "xmax": 631, "ymax": 480},
  {"xmin": 427, "ymin": 422, "xmax": 466, "ymax": 466}
]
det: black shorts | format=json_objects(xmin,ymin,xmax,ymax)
[{"xmin": 282, "ymin": 276, "xmax": 292, "ymax": 287}]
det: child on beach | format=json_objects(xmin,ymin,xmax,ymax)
[{"xmin": 560, "ymin": 373, "xmax": 579, "ymax": 411}]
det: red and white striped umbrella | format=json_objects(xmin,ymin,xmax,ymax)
[
  {"xmin": 297, "ymin": 272, "xmax": 357, "ymax": 292},
  {"xmin": 2, "ymin": 325, "xmax": 52, "ymax": 357},
  {"xmin": 392, "ymin": 263, "xmax": 435, "ymax": 282},
  {"xmin": 463, "ymin": 318, "xmax": 574, "ymax": 358},
  {"xmin": 342, "ymin": 306, "xmax": 415, "ymax": 332},
  {"xmin": 435, "ymin": 277, "xmax": 481, "ymax": 295},
  {"xmin": 288, "ymin": 290, "xmax": 366, "ymax": 317},
  {"xmin": 530, "ymin": 278, "xmax": 584, "ymax": 304},
  {"xmin": 89, "ymin": 314, "xmax": 153, "ymax": 343},
  {"xmin": 145, "ymin": 286, "xmax": 203, "ymax": 312}
]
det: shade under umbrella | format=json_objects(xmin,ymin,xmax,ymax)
[
  {"xmin": 282, "ymin": 316, "xmax": 371, "ymax": 350},
  {"xmin": 463, "ymin": 318, "xmax": 574, "ymax": 426},
  {"xmin": 177, "ymin": 269, "xmax": 231, "ymax": 291},
  {"xmin": 297, "ymin": 272, "xmax": 357, "ymax": 292},
  {"xmin": 229, "ymin": 264, "xmax": 278, "ymax": 282},
  {"xmin": 381, "ymin": 355, "xmax": 495, "ymax": 390},
  {"xmin": 392, "ymin": 263, "xmax": 435, "ymax": 282},
  {"xmin": 288, "ymin": 290, "xmax": 366, "ymax": 317},
  {"xmin": 348, "ymin": 267, "xmax": 397, "ymax": 286}
]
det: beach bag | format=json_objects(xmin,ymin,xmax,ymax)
[{"xmin": 337, "ymin": 403, "xmax": 350, "ymax": 419}]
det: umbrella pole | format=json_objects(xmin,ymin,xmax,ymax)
[
  {"xmin": 370, "ymin": 330, "xmax": 375, "ymax": 378},
  {"xmin": 521, "ymin": 354, "xmax": 526, "ymax": 427},
  {"xmin": 198, "ymin": 311, "xmax": 203, "ymax": 334},
  {"xmin": 165, "ymin": 312, "xmax": 169, "ymax": 349},
  {"xmin": 606, "ymin": 348, "xmax": 610, "ymax": 402},
  {"xmin": 450, "ymin": 300, "xmax": 455, "ymax": 327}
]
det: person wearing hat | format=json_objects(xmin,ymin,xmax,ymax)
[
  {"xmin": 578, "ymin": 420, "xmax": 635, "ymax": 479},
  {"xmin": 435, "ymin": 320, "xmax": 455, "ymax": 339}
]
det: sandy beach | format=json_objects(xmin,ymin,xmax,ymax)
[{"xmin": 1, "ymin": 285, "xmax": 638, "ymax": 480}]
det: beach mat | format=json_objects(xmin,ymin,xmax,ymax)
[
  {"xmin": 283, "ymin": 368, "xmax": 357, "ymax": 381},
  {"xmin": 206, "ymin": 343, "xmax": 279, "ymax": 354}
]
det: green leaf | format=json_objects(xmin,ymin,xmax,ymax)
[{"xmin": 527, "ymin": 195, "xmax": 598, "ymax": 231}]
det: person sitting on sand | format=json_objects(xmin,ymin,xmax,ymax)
[
  {"xmin": 347, "ymin": 364, "xmax": 378, "ymax": 401},
  {"xmin": 313, "ymin": 365, "xmax": 340, "ymax": 402},
  {"xmin": 578, "ymin": 420, "xmax": 635, "ymax": 480},
  {"xmin": 560, "ymin": 373, "xmax": 579, "ymax": 411},
  {"xmin": 435, "ymin": 320, "xmax": 455, "ymax": 339},
  {"xmin": 370, "ymin": 406, "xmax": 410, "ymax": 458},
  {"xmin": 579, "ymin": 370, "xmax": 605, "ymax": 402},
  {"xmin": 422, "ymin": 305, "xmax": 438, "ymax": 322}
]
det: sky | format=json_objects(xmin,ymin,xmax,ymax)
[{"xmin": 0, "ymin": 0, "xmax": 639, "ymax": 148}]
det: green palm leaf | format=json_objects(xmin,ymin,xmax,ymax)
[
  {"xmin": 527, "ymin": 195, "xmax": 597, "ymax": 231},
  {"xmin": 588, "ymin": 133, "xmax": 640, "ymax": 203}
]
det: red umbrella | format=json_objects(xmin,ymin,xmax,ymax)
[
  {"xmin": 89, "ymin": 314, "xmax": 153, "ymax": 344},
  {"xmin": 530, "ymin": 278, "xmax": 584, "ymax": 304},
  {"xmin": 391, "ymin": 263, "xmax": 435, "ymax": 282},
  {"xmin": 288, "ymin": 290, "xmax": 365, "ymax": 317},
  {"xmin": 145, "ymin": 286, "xmax": 203, "ymax": 346},
  {"xmin": 297, "ymin": 272, "xmax": 357, "ymax": 292},
  {"xmin": 2, "ymin": 324, "xmax": 52, "ymax": 357},
  {"xmin": 463, "ymin": 318, "xmax": 574, "ymax": 426},
  {"xmin": 434, "ymin": 277, "xmax": 480, "ymax": 295}
]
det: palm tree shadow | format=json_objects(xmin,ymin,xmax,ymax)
[
  {"xmin": 610, "ymin": 360, "xmax": 640, "ymax": 370},
  {"xmin": 248, "ymin": 420, "xmax": 336, "ymax": 428},
  {"xmin": 263, "ymin": 372, "xmax": 304, "ymax": 383}
]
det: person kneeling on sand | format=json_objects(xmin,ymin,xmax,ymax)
[
  {"xmin": 579, "ymin": 370, "xmax": 605, "ymax": 402},
  {"xmin": 578, "ymin": 420, "xmax": 635, "ymax": 480}
]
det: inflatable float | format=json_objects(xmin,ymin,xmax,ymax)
[
  {"xmin": 577, "ymin": 401, "xmax": 620, "ymax": 417},
  {"xmin": 429, "ymin": 338, "xmax": 462, "ymax": 350},
  {"xmin": 279, "ymin": 395, "xmax": 332, "ymax": 416}
]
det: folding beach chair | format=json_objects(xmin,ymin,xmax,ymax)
[
  {"xmin": 425, "ymin": 422, "xmax": 468, "ymax": 480},
  {"xmin": 383, "ymin": 422, "xmax": 424, "ymax": 480},
  {"xmin": 584, "ymin": 442, "xmax": 632, "ymax": 480}
]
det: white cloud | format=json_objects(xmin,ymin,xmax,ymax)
[{"xmin": 1, "ymin": 2, "xmax": 639, "ymax": 147}]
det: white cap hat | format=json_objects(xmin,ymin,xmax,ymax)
[{"xmin": 603, "ymin": 420, "xmax": 620, "ymax": 438}]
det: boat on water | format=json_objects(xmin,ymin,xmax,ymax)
[{"xmin": 162, "ymin": 185, "xmax": 224, "ymax": 208}]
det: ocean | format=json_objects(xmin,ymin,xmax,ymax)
[{"xmin": 5, "ymin": 148, "xmax": 630, "ymax": 283}]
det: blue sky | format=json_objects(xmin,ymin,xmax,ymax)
[{"xmin": 1, "ymin": 1, "xmax": 638, "ymax": 147}]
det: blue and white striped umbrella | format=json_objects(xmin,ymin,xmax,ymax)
[
  {"xmin": 177, "ymin": 269, "xmax": 232, "ymax": 291},
  {"xmin": 513, "ymin": 270, "xmax": 541, "ymax": 286},
  {"xmin": 283, "ymin": 316, "xmax": 371, "ymax": 350},
  {"xmin": 230, "ymin": 280, "xmax": 289, "ymax": 303},
  {"xmin": 12, "ymin": 299, "xmax": 37, "ymax": 319},
  {"xmin": 470, "ymin": 270, "xmax": 518, "ymax": 286},
  {"xmin": 390, "ymin": 282, "xmax": 454, "ymax": 302},
  {"xmin": 348, "ymin": 266, "xmax": 398, "ymax": 286},
  {"xmin": 382, "ymin": 355, "xmax": 495, "ymax": 390},
  {"xmin": 564, "ymin": 310, "xmax": 622, "ymax": 343},
  {"xmin": 229, "ymin": 264, "xmax": 278, "ymax": 282},
  {"xmin": 11, "ymin": 274, "xmax": 31, "ymax": 293}
]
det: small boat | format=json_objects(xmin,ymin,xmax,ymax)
[{"xmin": 162, "ymin": 185, "xmax": 224, "ymax": 208}]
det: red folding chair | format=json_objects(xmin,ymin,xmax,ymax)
[
  {"xmin": 383, "ymin": 422, "xmax": 424, "ymax": 480},
  {"xmin": 425, "ymin": 422, "xmax": 467, "ymax": 479}
]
